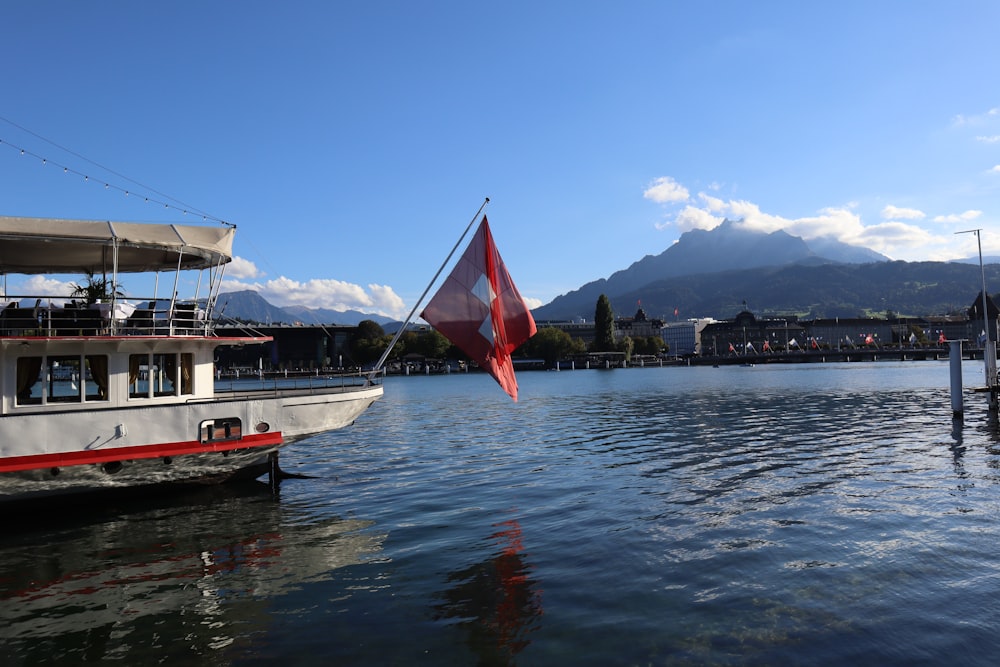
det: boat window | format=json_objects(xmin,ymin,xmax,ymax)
[
  {"xmin": 15, "ymin": 356, "xmax": 43, "ymax": 405},
  {"xmin": 180, "ymin": 353, "xmax": 193, "ymax": 395},
  {"xmin": 129, "ymin": 352, "xmax": 186, "ymax": 399},
  {"xmin": 15, "ymin": 355, "xmax": 110, "ymax": 405},
  {"xmin": 46, "ymin": 356, "xmax": 83, "ymax": 403},
  {"xmin": 128, "ymin": 354, "xmax": 147, "ymax": 399},
  {"xmin": 154, "ymin": 353, "xmax": 178, "ymax": 397},
  {"xmin": 85, "ymin": 355, "xmax": 109, "ymax": 401}
]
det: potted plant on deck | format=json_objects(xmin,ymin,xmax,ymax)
[{"xmin": 69, "ymin": 270, "xmax": 125, "ymax": 305}]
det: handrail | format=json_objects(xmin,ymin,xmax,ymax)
[{"xmin": 0, "ymin": 294, "xmax": 215, "ymax": 337}]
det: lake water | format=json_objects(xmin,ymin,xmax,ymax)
[{"xmin": 4, "ymin": 360, "xmax": 1000, "ymax": 665}]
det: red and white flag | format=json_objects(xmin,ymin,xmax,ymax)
[{"xmin": 421, "ymin": 216, "xmax": 537, "ymax": 401}]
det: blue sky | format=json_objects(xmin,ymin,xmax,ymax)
[{"xmin": 2, "ymin": 2, "xmax": 1000, "ymax": 320}]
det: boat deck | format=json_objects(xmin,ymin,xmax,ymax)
[{"xmin": 0, "ymin": 299, "xmax": 212, "ymax": 338}]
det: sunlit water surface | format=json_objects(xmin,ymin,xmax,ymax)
[{"xmin": 4, "ymin": 361, "xmax": 1000, "ymax": 666}]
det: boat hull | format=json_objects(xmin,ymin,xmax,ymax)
[{"xmin": 0, "ymin": 384, "xmax": 383, "ymax": 503}]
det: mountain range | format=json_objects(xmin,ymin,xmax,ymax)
[
  {"xmin": 532, "ymin": 220, "xmax": 997, "ymax": 321},
  {"xmin": 214, "ymin": 290, "xmax": 395, "ymax": 326},
  {"xmin": 214, "ymin": 221, "xmax": 1000, "ymax": 326}
]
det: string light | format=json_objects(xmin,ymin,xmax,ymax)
[{"xmin": 0, "ymin": 136, "xmax": 232, "ymax": 226}]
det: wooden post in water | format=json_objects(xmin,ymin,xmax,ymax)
[{"xmin": 949, "ymin": 339, "xmax": 964, "ymax": 418}]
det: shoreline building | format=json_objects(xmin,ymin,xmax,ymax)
[
  {"xmin": 661, "ymin": 318, "xmax": 716, "ymax": 356},
  {"xmin": 614, "ymin": 304, "xmax": 664, "ymax": 341}
]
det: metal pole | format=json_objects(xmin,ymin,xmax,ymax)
[
  {"xmin": 977, "ymin": 231, "xmax": 997, "ymax": 390},
  {"xmin": 949, "ymin": 339, "xmax": 964, "ymax": 418},
  {"xmin": 957, "ymin": 229, "xmax": 996, "ymax": 394}
]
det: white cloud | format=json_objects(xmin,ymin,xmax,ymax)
[
  {"xmin": 855, "ymin": 221, "xmax": 939, "ymax": 250},
  {"xmin": 954, "ymin": 107, "xmax": 1000, "ymax": 127},
  {"xmin": 979, "ymin": 229, "xmax": 1000, "ymax": 257},
  {"xmin": 976, "ymin": 135, "xmax": 1000, "ymax": 144},
  {"xmin": 669, "ymin": 205, "xmax": 723, "ymax": 232},
  {"xmin": 881, "ymin": 205, "xmax": 925, "ymax": 221},
  {"xmin": 366, "ymin": 283, "xmax": 407, "ymax": 315},
  {"xmin": 645, "ymin": 175, "xmax": 999, "ymax": 263},
  {"xmin": 932, "ymin": 210, "xmax": 982, "ymax": 223},
  {"xmin": 4, "ymin": 275, "xmax": 76, "ymax": 303},
  {"xmin": 227, "ymin": 256, "xmax": 261, "ymax": 279},
  {"xmin": 522, "ymin": 296, "xmax": 543, "ymax": 310},
  {"xmin": 643, "ymin": 176, "xmax": 690, "ymax": 204},
  {"xmin": 26, "ymin": 275, "xmax": 76, "ymax": 294},
  {"xmin": 990, "ymin": 165, "xmax": 1000, "ymax": 174},
  {"xmin": 726, "ymin": 200, "xmax": 788, "ymax": 233},
  {"xmin": 675, "ymin": 197, "xmax": 868, "ymax": 246},
  {"xmin": 221, "ymin": 275, "xmax": 409, "ymax": 319},
  {"xmin": 697, "ymin": 192, "xmax": 727, "ymax": 213},
  {"xmin": 787, "ymin": 207, "xmax": 867, "ymax": 244}
]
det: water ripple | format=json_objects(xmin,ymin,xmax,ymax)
[{"xmin": 8, "ymin": 363, "xmax": 1000, "ymax": 664}]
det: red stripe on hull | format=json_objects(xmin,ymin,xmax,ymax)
[{"xmin": 0, "ymin": 432, "xmax": 284, "ymax": 473}]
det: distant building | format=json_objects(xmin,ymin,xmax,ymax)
[
  {"xmin": 615, "ymin": 304, "xmax": 663, "ymax": 341},
  {"xmin": 696, "ymin": 298, "xmax": 991, "ymax": 356},
  {"xmin": 661, "ymin": 318, "xmax": 715, "ymax": 356},
  {"xmin": 701, "ymin": 311, "xmax": 807, "ymax": 355},
  {"xmin": 214, "ymin": 324, "xmax": 356, "ymax": 370},
  {"xmin": 967, "ymin": 291, "xmax": 1000, "ymax": 344}
]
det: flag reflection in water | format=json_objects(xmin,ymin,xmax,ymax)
[{"xmin": 433, "ymin": 519, "xmax": 543, "ymax": 663}]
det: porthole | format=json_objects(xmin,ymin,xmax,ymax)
[{"xmin": 255, "ymin": 422, "xmax": 270, "ymax": 433}]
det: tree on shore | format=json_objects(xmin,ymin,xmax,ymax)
[
  {"xmin": 397, "ymin": 329, "xmax": 452, "ymax": 359},
  {"xmin": 634, "ymin": 336, "xmax": 666, "ymax": 356},
  {"xmin": 620, "ymin": 335, "xmax": 634, "ymax": 362},
  {"xmin": 350, "ymin": 320, "xmax": 392, "ymax": 366},
  {"xmin": 592, "ymin": 294, "xmax": 616, "ymax": 352},
  {"xmin": 521, "ymin": 326, "xmax": 586, "ymax": 367}
]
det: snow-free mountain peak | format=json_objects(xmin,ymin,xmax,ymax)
[{"xmin": 532, "ymin": 219, "xmax": 889, "ymax": 321}]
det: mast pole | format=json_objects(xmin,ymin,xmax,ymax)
[
  {"xmin": 957, "ymin": 228, "xmax": 997, "ymax": 399},
  {"xmin": 370, "ymin": 198, "xmax": 490, "ymax": 375}
]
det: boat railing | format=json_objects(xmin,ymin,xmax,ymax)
[
  {"xmin": 0, "ymin": 295, "xmax": 214, "ymax": 337},
  {"xmin": 211, "ymin": 368, "xmax": 382, "ymax": 398}
]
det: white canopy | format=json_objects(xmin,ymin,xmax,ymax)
[{"xmin": 0, "ymin": 216, "xmax": 234, "ymax": 274}]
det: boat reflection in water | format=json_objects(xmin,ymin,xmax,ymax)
[
  {"xmin": 0, "ymin": 483, "xmax": 385, "ymax": 662},
  {"xmin": 433, "ymin": 519, "xmax": 544, "ymax": 665}
]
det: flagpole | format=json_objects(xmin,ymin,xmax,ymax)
[
  {"xmin": 957, "ymin": 228, "xmax": 997, "ymax": 397},
  {"xmin": 370, "ymin": 197, "xmax": 490, "ymax": 375}
]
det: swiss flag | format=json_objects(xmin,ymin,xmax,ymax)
[{"xmin": 421, "ymin": 216, "xmax": 537, "ymax": 401}]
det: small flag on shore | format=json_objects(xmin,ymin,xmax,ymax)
[{"xmin": 421, "ymin": 216, "xmax": 537, "ymax": 401}]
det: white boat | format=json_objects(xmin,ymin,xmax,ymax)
[{"xmin": 0, "ymin": 216, "xmax": 383, "ymax": 503}]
